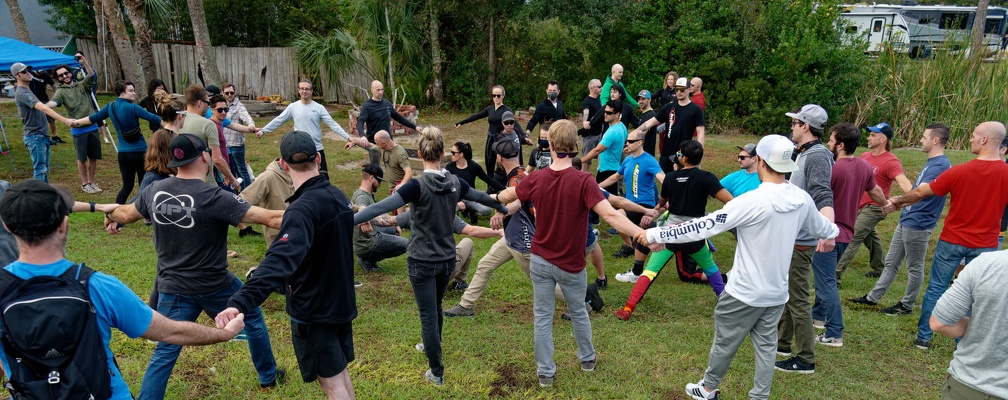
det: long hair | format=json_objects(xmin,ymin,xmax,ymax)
[
  {"xmin": 454, "ymin": 141, "xmax": 473, "ymax": 161},
  {"xmin": 145, "ymin": 129, "xmax": 177, "ymax": 176}
]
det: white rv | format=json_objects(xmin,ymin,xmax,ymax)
[
  {"xmin": 840, "ymin": 4, "xmax": 1008, "ymax": 58},
  {"xmin": 837, "ymin": 10, "xmax": 911, "ymax": 53}
]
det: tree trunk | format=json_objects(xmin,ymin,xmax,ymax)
[
  {"xmin": 385, "ymin": 5, "xmax": 395, "ymax": 98},
  {"xmin": 428, "ymin": 1, "xmax": 443, "ymax": 102},
  {"xmin": 100, "ymin": 0, "xmax": 143, "ymax": 91},
  {"xmin": 187, "ymin": 0, "xmax": 221, "ymax": 87},
  {"xmin": 92, "ymin": 0, "xmax": 120, "ymax": 92},
  {"xmin": 971, "ymin": 0, "xmax": 990, "ymax": 60},
  {"xmin": 122, "ymin": 0, "xmax": 156, "ymax": 93},
  {"xmin": 488, "ymin": 14, "xmax": 496, "ymax": 89},
  {"xmin": 5, "ymin": 0, "xmax": 31, "ymax": 43}
]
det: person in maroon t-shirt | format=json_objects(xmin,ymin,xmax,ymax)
[{"xmin": 496, "ymin": 119, "xmax": 643, "ymax": 387}]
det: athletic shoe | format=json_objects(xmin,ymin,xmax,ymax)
[
  {"xmin": 774, "ymin": 356, "xmax": 815, "ymax": 374},
  {"xmin": 81, "ymin": 184, "xmax": 96, "ymax": 194},
  {"xmin": 239, "ymin": 226, "xmax": 262, "ymax": 237},
  {"xmin": 605, "ymin": 227, "xmax": 619, "ymax": 235},
  {"xmin": 815, "ymin": 333, "xmax": 843, "ymax": 347},
  {"xmin": 614, "ymin": 307, "xmax": 632, "ymax": 321},
  {"xmin": 415, "ymin": 342, "xmax": 425, "ymax": 352},
  {"xmin": 685, "ymin": 380, "xmax": 719, "ymax": 400},
  {"xmin": 881, "ymin": 303, "xmax": 913, "ymax": 316},
  {"xmin": 424, "ymin": 369, "xmax": 444, "ymax": 386},
  {"xmin": 585, "ymin": 283, "xmax": 604, "ymax": 312},
  {"xmin": 615, "ymin": 270, "xmax": 641, "ymax": 283},
  {"xmin": 451, "ymin": 280, "xmax": 469, "ymax": 292},
  {"xmin": 357, "ymin": 256, "xmax": 382, "ymax": 273},
  {"xmin": 580, "ymin": 357, "xmax": 596, "ymax": 372},
  {"xmin": 229, "ymin": 330, "xmax": 248, "ymax": 342},
  {"xmin": 846, "ymin": 295, "xmax": 878, "ymax": 306},
  {"xmin": 354, "ymin": 281, "xmax": 363, "ymax": 290},
  {"xmin": 776, "ymin": 347, "xmax": 792, "ymax": 357},
  {"xmin": 612, "ymin": 245, "xmax": 634, "ymax": 258},
  {"xmin": 913, "ymin": 338, "xmax": 930, "ymax": 350},
  {"xmin": 87, "ymin": 183, "xmax": 102, "ymax": 193},
  {"xmin": 594, "ymin": 277, "xmax": 608, "ymax": 290},
  {"xmin": 260, "ymin": 369, "xmax": 286, "ymax": 389},
  {"xmin": 444, "ymin": 304, "xmax": 474, "ymax": 317},
  {"xmin": 864, "ymin": 271, "xmax": 882, "ymax": 278},
  {"xmin": 813, "ymin": 319, "xmax": 825, "ymax": 330},
  {"xmin": 538, "ymin": 374, "xmax": 554, "ymax": 387}
]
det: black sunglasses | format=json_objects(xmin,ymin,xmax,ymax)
[
  {"xmin": 450, "ymin": 151, "xmax": 461, "ymax": 155},
  {"xmin": 215, "ymin": 107, "xmax": 229, "ymax": 113},
  {"xmin": 492, "ymin": 94, "xmax": 503, "ymax": 98},
  {"xmin": 626, "ymin": 139, "xmax": 642, "ymax": 144},
  {"xmin": 604, "ymin": 110, "xmax": 617, "ymax": 115},
  {"xmin": 223, "ymin": 91, "xmax": 235, "ymax": 95},
  {"xmin": 503, "ymin": 121, "xmax": 515, "ymax": 125},
  {"xmin": 556, "ymin": 152, "xmax": 579, "ymax": 159},
  {"xmin": 738, "ymin": 155, "xmax": 752, "ymax": 160}
]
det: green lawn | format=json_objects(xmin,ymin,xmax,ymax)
[{"xmin": 0, "ymin": 99, "xmax": 977, "ymax": 399}]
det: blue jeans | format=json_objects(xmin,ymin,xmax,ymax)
[
  {"xmin": 407, "ymin": 257, "xmax": 453, "ymax": 378},
  {"xmin": 916, "ymin": 240, "xmax": 995, "ymax": 343},
  {"xmin": 812, "ymin": 242, "xmax": 847, "ymax": 338},
  {"xmin": 228, "ymin": 146, "xmax": 251, "ymax": 190},
  {"xmin": 138, "ymin": 277, "xmax": 277, "ymax": 400},
  {"xmin": 23, "ymin": 134, "xmax": 50, "ymax": 182}
]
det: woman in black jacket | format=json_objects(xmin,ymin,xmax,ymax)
[{"xmin": 455, "ymin": 85, "xmax": 512, "ymax": 174}]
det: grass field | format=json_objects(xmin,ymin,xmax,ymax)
[{"xmin": 0, "ymin": 98, "xmax": 980, "ymax": 399}]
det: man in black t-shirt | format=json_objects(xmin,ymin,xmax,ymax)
[
  {"xmin": 580, "ymin": 79, "xmax": 603, "ymax": 172},
  {"xmin": 633, "ymin": 77, "xmax": 705, "ymax": 172},
  {"xmin": 636, "ymin": 90, "xmax": 657, "ymax": 156}
]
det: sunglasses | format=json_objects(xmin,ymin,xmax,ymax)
[
  {"xmin": 450, "ymin": 151, "xmax": 461, "ymax": 155},
  {"xmin": 556, "ymin": 152, "xmax": 578, "ymax": 159},
  {"xmin": 503, "ymin": 121, "xmax": 515, "ymax": 125},
  {"xmin": 626, "ymin": 139, "xmax": 642, "ymax": 144},
  {"xmin": 492, "ymin": 94, "xmax": 503, "ymax": 98},
  {"xmin": 675, "ymin": 88, "xmax": 688, "ymax": 93},
  {"xmin": 738, "ymin": 155, "xmax": 752, "ymax": 160},
  {"xmin": 224, "ymin": 91, "xmax": 235, "ymax": 95},
  {"xmin": 215, "ymin": 107, "xmax": 229, "ymax": 113},
  {"xmin": 58, "ymin": 71, "xmax": 72, "ymax": 78},
  {"xmin": 604, "ymin": 110, "xmax": 617, "ymax": 115}
]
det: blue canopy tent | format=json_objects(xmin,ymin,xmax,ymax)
[{"xmin": 0, "ymin": 36, "xmax": 79, "ymax": 74}]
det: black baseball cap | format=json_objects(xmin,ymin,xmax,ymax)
[
  {"xmin": 281, "ymin": 131, "xmax": 317, "ymax": 164},
  {"xmin": 206, "ymin": 85, "xmax": 221, "ymax": 95},
  {"xmin": 362, "ymin": 164, "xmax": 384, "ymax": 182},
  {"xmin": 493, "ymin": 139, "xmax": 520, "ymax": 159},
  {"xmin": 0, "ymin": 180, "xmax": 74, "ymax": 237},
  {"xmin": 167, "ymin": 134, "xmax": 209, "ymax": 168}
]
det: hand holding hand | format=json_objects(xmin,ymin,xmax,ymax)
[
  {"xmin": 255, "ymin": 131, "xmax": 264, "ymax": 139},
  {"xmin": 490, "ymin": 211, "xmax": 505, "ymax": 230},
  {"xmin": 359, "ymin": 221, "xmax": 373, "ymax": 233},
  {"xmin": 344, "ymin": 141, "xmax": 355, "ymax": 151}
]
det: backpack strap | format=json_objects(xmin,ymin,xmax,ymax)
[
  {"xmin": 0, "ymin": 268, "xmax": 22, "ymax": 300},
  {"xmin": 61, "ymin": 263, "xmax": 95, "ymax": 300}
]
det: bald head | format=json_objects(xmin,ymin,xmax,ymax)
[
  {"xmin": 370, "ymin": 80, "xmax": 384, "ymax": 101},
  {"xmin": 611, "ymin": 64, "xmax": 624, "ymax": 81},
  {"xmin": 691, "ymin": 77, "xmax": 703, "ymax": 93},
  {"xmin": 971, "ymin": 121, "xmax": 1006, "ymax": 157},
  {"xmin": 979, "ymin": 121, "xmax": 1007, "ymax": 144},
  {"xmin": 374, "ymin": 130, "xmax": 391, "ymax": 142}
]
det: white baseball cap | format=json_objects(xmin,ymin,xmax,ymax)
[{"xmin": 756, "ymin": 134, "xmax": 798, "ymax": 173}]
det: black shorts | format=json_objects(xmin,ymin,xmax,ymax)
[
  {"xmin": 291, "ymin": 321, "xmax": 354, "ymax": 382},
  {"xmin": 73, "ymin": 130, "xmax": 102, "ymax": 161}
]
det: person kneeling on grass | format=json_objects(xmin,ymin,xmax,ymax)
[{"xmin": 635, "ymin": 134, "xmax": 838, "ymax": 400}]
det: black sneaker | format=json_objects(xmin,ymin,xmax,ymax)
[
  {"xmin": 864, "ymin": 271, "xmax": 882, "ymax": 278},
  {"xmin": 239, "ymin": 226, "xmax": 263, "ymax": 237},
  {"xmin": 585, "ymin": 283, "xmax": 604, "ymax": 312},
  {"xmin": 594, "ymin": 278, "xmax": 608, "ymax": 290},
  {"xmin": 357, "ymin": 256, "xmax": 382, "ymax": 273},
  {"xmin": 612, "ymin": 245, "xmax": 634, "ymax": 258},
  {"xmin": 774, "ymin": 356, "xmax": 814, "ymax": 374},
  {"xmin": 913, "ymin": 338, "xmax": 930, "ymax": 350},
  {"xmin": 451, "ymin": 280, "xmax": 469, "ymax": 292},
  {"xmin": 881, "ymin": 303, "xmax": 913, "ymax": 316},
  {"xmin": 845, "ymin": 295, "xmax": 878, "ymax": 306},
  {"xmin": 260, "ymin": 369, "xmax": 287, "ymax": 389}
]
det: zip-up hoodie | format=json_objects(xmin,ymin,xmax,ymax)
[
  {"xmin": 239, "ymin": 159, "xmax": 293, "ymax": 245},
  {"xmin": 647, "ymin": 182, "xmax": 838, "ymax": 307}
]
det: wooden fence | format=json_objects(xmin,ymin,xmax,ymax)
[{"xmin": 74, "ymin": 37, "xmax": 373, "ymax": 103}]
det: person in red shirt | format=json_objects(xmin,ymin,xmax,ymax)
[
  {"xmin": 689, "ymin": 77, "xmax": 706, "ymax": 112},
  {"xmin": 885, "ymin": 121, "xmax": 1008, "ymax": 350},
  {"xmin": 836, "ymin": 122, "xmax": 912, "ymax": 282}
]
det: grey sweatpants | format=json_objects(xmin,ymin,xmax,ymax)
[{"xmin": 703, "ymin": 292, "xmax": 785, "ymax": 400}]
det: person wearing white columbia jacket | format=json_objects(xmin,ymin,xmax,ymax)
[{"xmin": 635, "ymin": 134, "xmax": 839, "ymax": 400}]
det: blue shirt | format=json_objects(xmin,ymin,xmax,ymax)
[
  {"xmin": 88, "ymin": 98, "xmax": 162, "ymax": 153},
  {"xmin": 598, "ymin": 122, "xmax": 628, "ymax": 172},
  {"xmin": 617, "ymin": 152, "xmax": 662, "ymax": 207},
  {"xmin": 720, "ymin": 169, "xmax": 761, "ymax": 197},
  {"xmin": 900, "ymin": 155, "xmax": 952, "ymax": 230},
  {"xmin": 0, "ymin": 260, "xmax": 153, "ymax": 400}
]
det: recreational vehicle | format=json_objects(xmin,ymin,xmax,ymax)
[{"xmin": 840, "ymin": 3, "xmax": 1008, "ymax": 57}]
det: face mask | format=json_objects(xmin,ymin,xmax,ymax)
[
  {"xmin": 547, "ymin": 92, "xmax": 558, "ymax": 101},
  {"xmin": 539, "ymin": 140, "xmax": 549, "ymax": 149}
]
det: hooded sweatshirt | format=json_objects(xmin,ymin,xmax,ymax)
[
  {"xmin": 239, "ymin": 159, "xmax": 293, "ymax": 245},
  {"xmin": 646, "ymin": 181, "xmax": 838, "ymax": 307}
]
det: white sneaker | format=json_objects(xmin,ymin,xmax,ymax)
[
  {"xmin": 815, "ymin": 333, "xmax": 843, "ymax": 347},
  {"xmin": 89, "ymin": 183, "xmax": 102, "ymax": 193},
  {"xmin": 685, "ymin": 380, "xmax": 719, "ymax": 399},
  {"xmin": 615, "ymin": 270, "xmax": 641, "ymax": 283}
]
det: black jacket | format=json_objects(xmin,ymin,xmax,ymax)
[
  {"xmin": 525, "ymin": 98, "xmax": 566, "ymax": 134},
  {"xmin": 229, "ymin": 174, "xmax": 357, "ymax": 324}
]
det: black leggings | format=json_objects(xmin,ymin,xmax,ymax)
[
  {"xmin": 484, "ymin": 135, "xmax": 497, "ymax": 175},
  {"xmin": 116, "ymin": 151, "xmax": 145, "ymax": 204}
]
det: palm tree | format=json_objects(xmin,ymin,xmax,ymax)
[
  {"xmin": 187, "ymin": 0, "xmax": 221, "ymax": 86},
  {"xmin": 971, "ymin": 0, "xmax": 990, "ymax": 60},
  {"xmin": 99, "ymin": 0, "xmax": 143, "ymax": 91},
  {"xmin": 427, "ymin": 1, "xmax": 443, "ymax": 102},
  {"xmin": 349, "ymin": 0, "xmax": 424, "ymax": 99},
  {"xmin": 292, "ymin": 30, "xmax": 361, "ymax": 102},
  {"xmin": 5, "ymin": 0, "xmax": 32, "ymax": 43}
]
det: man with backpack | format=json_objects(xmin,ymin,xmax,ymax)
[{"xmin": 0, "ymin": 179, "xmax": 244, "ymax": 399}]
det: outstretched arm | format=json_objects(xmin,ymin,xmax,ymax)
[{"xmin": 145, "ymin": 310, "xmax": 243, "ymax": 344}]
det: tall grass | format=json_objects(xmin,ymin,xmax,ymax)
[{"xmin": 850, "ymin": 47, "xmax": 1008, "ymax": 150}]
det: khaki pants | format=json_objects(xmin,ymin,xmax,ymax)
[
  {"xmin": 942, "ymin": 374, "xmax": 1005, "ymax": 400},
  {"xmin": 459, "ymin": 239, "xmax": 531, "ymax": 309}
]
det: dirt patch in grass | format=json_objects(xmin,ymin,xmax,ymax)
[{"xmin": 488, "ymin": 362, "xmax": 534, "ymax": 397}]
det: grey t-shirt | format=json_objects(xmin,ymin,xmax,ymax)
[
  {"xmin": 134, "ymin": 177, "xmax": 251, "ymax": 294},
  {"xmin": 932, "ymin": 250, "xmax": 1008, "ymax": 397},
  {"xmin": 14, "ymin": 86, "xmax": 48, "ymax": 137},
  {"xmin": 0, "ymin": 180, "xmax": 18, "ymax": 268}
]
